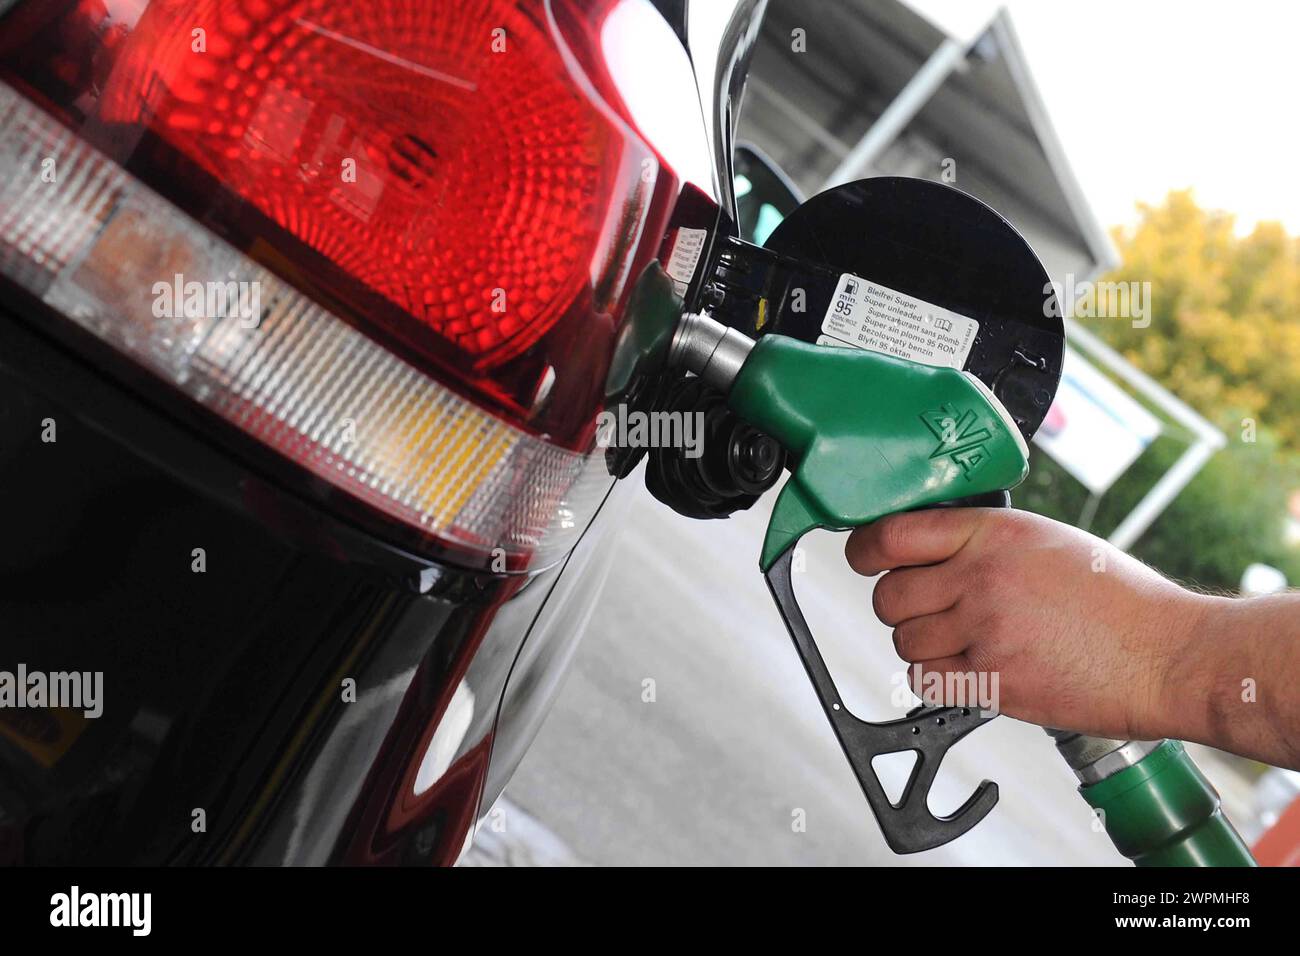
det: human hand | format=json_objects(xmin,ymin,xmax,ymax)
[{"xmin": 844, "ymin": 508, "xmax": 1210, "ymax": 740}]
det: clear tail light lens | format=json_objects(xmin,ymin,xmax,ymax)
[
  {"xmin": 0, "ymin": 0, "xmax": 678, "ymax": 569},
  {"xmin": 0, "ymin": 83, "xmax": 612, "ymax": 564}
]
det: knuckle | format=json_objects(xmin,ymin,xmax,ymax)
[
  {"xmin": 967, "ymin": 559, "xmax": 993, "ymax": 597},
  {"xmin": 988, "ymin": 507, "xmax": 1035, "ymax": 546},
  {"xmin": 962, "ymin": 556, "xmax": 1003, "ymax": 602},
  {"xmin": 875, "ymin": 515, "xmax": 911, "ymax": 565}
]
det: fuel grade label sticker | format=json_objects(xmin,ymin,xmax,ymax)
[
  {"xmin": 665, "ymin": 227, "xmax": 708, "ymax": 297},
  {"xmin": 818, "ymin": 273, "xmax": 979, "ymax": 370}
]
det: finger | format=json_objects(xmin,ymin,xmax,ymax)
[
  {"xmin": 891, "ymin": 611, "xmax": 968, "ymax": 663},
  {"xmin": 871, "ymin": 566, "xmax": 959, "ymax": 626},
  {"xmin": 845, "ymin": 509, "xmax": 986, "ymax": 576}
]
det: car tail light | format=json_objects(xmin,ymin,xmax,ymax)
[{"xmin": 0, "ymin": 0, "xmax": 677, "ymax": 569}]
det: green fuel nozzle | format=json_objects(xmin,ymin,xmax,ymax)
[
  {"xmin": 669, "ymin": 310, "xmax": 1029, "ymax": 853},
  {"xmin": 669, "ymin": 312, "xmax": 1030, "ymax": 569}
]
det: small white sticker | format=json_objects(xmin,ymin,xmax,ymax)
[
  {"xmin": 665, "ymin": 227, "xmax": 707, "ymax": 297},
  {"xmin": 819, "ymin": 273, "xmax": 979, "ymax": 369}
]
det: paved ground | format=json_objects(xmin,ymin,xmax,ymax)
[{"xmin": 481, "ymin": 472, "xmax": 1251, "ymax": 866}]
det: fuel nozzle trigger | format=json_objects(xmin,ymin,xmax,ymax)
[{"xmin": 672, "ymin": 314, "xmax": 1030, "ymax": 852}]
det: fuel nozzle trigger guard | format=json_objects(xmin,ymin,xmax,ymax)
[{"xmin": 765, "ymin": 543, "xmax": 1000, "ymax": 854}]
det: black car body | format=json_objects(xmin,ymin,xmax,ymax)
[{"xmin": 0, "ymin": 0, "xmax": 766, "ymax": 865}]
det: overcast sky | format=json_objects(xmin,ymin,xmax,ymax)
[{"xmin": 906, "ymin": 0, "xmax": 1300, "ymax": 234}]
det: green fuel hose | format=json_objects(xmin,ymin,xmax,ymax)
[{"xmin": 1062, "ymin": 737, "xmax": 1257, "ymax": 866}]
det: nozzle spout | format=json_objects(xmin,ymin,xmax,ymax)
[{"xmin": 668, "ymin": 312, "xmax": 755, "ymax": 393}]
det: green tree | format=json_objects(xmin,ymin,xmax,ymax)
[
  {"xmin": 1090, "ymin": 191, "xmax": 1300, "ymax": 447},
  {"xmin": 1019, "ymin": 191, "xmax": 1300, "ymax": 590}
]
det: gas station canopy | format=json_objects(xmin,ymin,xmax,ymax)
[{"xmin": 737, "ymin": 0, "xmax": 1119, "ymax": 288}]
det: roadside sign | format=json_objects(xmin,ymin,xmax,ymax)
[{"xmin": 1033, "ymin": 347, "xmax": 1161, "ymax": 495}]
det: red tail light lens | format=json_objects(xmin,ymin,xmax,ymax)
[
  {"xmin": 92, "ymin": 1, "xmax": 618, "ymax": 370},
  {"xmin": 0, "ymin": 1, "xmax": 678, "ymax": 569}
]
